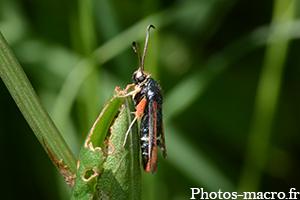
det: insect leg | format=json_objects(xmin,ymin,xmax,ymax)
[{"xmin": 123, "ymin": 116, "xmax": 137, "ymax": 147}]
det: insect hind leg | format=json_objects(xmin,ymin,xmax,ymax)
[
  {"xmin": 123, "ymin": 116, "xmax": 137, "ymax": 147},
  {"xmin": 157, "ymin": 140, "xmax": 167, "ymax": 159}
]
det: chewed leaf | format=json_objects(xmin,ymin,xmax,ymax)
[
  {"xmin": 88, "ymin": 87, "xmax": 126, "ymax": 148},
  {"xmin": 70, "ymin": 140, "xmax": 106, "ymax": 199},
  {"xmin": 97, "ymin": 97, "xmax": 141, "ymax": 200},
  {"xmin": 83, "ymin": 167, "xmax": 99, "ymax": 181},
  {"xmin": 71, "ymin": 87, "xmax": 126, "ymax": 200}
]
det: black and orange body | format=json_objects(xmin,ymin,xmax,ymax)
[
  {"xmin": 133, "ymin": 77, "xmax": 166, "ymax": 174},
  {"xmin": 126, "ymin": 24, "xmax": 167, "ymax": 174}
]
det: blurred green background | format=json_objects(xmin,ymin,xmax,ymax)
[{"xmin": 1, "ymin": 0, "xmax": 300, "ymax": 199}]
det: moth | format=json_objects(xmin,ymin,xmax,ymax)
[{"xmin": 124, "ymin": 24, "xmax": 167, "ymax": 174}]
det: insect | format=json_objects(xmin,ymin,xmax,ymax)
[{"xmin": 123, "ymin": 24, "xmax": 167, "ymax": 174}]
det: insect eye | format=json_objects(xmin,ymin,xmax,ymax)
[
  {"xmin": 138, "ymin": 75, "xmax": 145, "ymax": 82},
  {"xmin": 132, "ymin": 70, "xmax": 146, "ymax": 84}
]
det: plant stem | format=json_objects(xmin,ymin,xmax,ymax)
[{"xmin": 0, "ymin": 32, "xmax": 77, "ymax": 188}]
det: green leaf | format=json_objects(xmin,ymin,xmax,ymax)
[
  {"xmin": 97, "ymin": 96, "xmax": 141, "ymax": 200},
  {"xmin": 71, "ymin": 87, "xmax": 141, "ymax": 199},
  {"xmin": 71, "ymin": 88, "xmax": 124, "ymax": 199}
]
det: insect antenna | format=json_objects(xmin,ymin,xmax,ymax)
[
  {"xmin": 141, "ymin": 24, "xmax": 155, "ymax": 71},
  {"xmin": 132, "ymin": 42, "xmax": 142, "ymax": 70},
  {"xmin": 132, "ymin": 24, "xmax": 155, "ymax": 72}
]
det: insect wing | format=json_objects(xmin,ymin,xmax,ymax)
[
  {"xmin": 135, "ymin": 97, "xmax": 147, "ymax": 120},
  {"xmin": 148, "ymin": 100, "xmax": 158, "ymax": 174},
  {"xmin": 159, "ymin": 120, "xmax": 167, "ymax": 159}
]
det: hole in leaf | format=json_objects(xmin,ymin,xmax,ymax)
[
  {"xmin": 103, "ymin": 141, "xmax": 115, "ymax": 155},
  {"xmin": 84, "ymin": 168, "xmax": 96, "ymax": 180}
]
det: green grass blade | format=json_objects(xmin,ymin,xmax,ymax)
[
  {"xmin": 0, "ymin": 32, "xmax": 77, "ymax": 187},
  {"xmin": 238, "ymin": 0, "xmax": 296, "ymax": 192}
]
